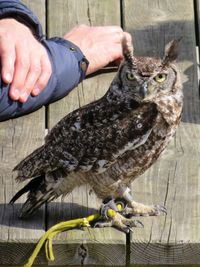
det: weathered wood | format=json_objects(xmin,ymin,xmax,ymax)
[
  {"xmin": 196, "ymin": 0, "xmax": 200, "ymax": 41},
  {"xmin": 1, "ymin": 0, "xmax": 200, "ymax": 266},
  {"xmin": 0, "ymin": 1, "xmax": 46, "ymax": 265},
  {"xmin": 47, "ymin": 0, "xmax": 126, "ymax": 265},
  {"xmin": 22, "ymin": 0, "xmax": 46, "ymax": 28},
  {"xmin": 196, "ymin": 0, "xmax": 200, "ymax": 85},
  {"xmin": 123, "ymin": 0, "xmax": 200, "ymax": 264}
]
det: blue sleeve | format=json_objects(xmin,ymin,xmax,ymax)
[{"xmin": 0, "ymin": 1, "xmax": 89, "ymax": 122}]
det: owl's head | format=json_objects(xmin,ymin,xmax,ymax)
[{"xmin": 118, "ymin": 37, "xmax": 181, "ymax": 103}]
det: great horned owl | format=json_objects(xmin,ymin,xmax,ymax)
[{"xmin": 11, "ymin": 37, "xmax": 183, "ymax": 231}]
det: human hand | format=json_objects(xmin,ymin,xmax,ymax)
[
  {"xmin": 0, "ymin": 19, "xmax": 52, "ymax": 103},
  {"xmin": 64, "ymin": 25, "xmax": 132, "ymax": 75}
]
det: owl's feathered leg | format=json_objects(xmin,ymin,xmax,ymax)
[{"xmin": 121, "ymin": 186, "xmax": 167, "ymax": 216}]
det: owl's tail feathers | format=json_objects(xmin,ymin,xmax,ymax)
[
  {"xmin": 10, "ymin": 175, "xmax": 57, "ymax": 218},
  {"xmin": 13, "ymin": 145, "xmax": 46, "ymax": 182}
]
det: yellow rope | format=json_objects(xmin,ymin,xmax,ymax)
[{"xmin": 23, "ymin": 210, "xmax": 119, "ymax": 267}]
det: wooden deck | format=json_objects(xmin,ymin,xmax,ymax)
[{"xmin": 0, "ymin": 0, "xmax": 200, "ymax": 265}]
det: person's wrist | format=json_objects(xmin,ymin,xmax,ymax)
[{"xmin": 50, "ymin": 37, "xmax": 89, "ymax": 81}]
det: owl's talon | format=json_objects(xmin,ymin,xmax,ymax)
[
  {"xmin": 152, "ymin": 204, "xmax": 167, "ymax": 216},
  {"xmin": 123, "ymin": 219, "xmax": 144, "ymax": 228},
  {"xmin": 109, "ymin": 211, "xmax": 144, "ymax": 232},
  {"xmin": 94, "ymin": 221, "xmax": 113, "ymax": 228},
  {"xmin": 134, "ymin": 220, "xmax": 144, "ymax": 227},
  {"xmin": 126, "ymin": 227, "xmax": 133, "ymax": 233},
  {"xmin": 125, "ymin": 222, "xmax": 143, "ymax": 233},
  {"xmin": 123, "ymin": 227, "xmax": 131, "ymax": 234}
]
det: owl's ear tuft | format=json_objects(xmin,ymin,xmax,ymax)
[
  {"xmin": 122, "ymin": 34, "xmax": 137, "ymax": 68},
  {"xmin": 122, "ymin": 35, "xmax": 133, "ymax": 59},
  {"xmin": 162, "ymin": 38, "xmax": 181, "ymax": 65}
]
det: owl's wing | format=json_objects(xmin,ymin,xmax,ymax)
[{"xmin": 14, "ymin": 98, "xmax": 158, "ymax": 180}]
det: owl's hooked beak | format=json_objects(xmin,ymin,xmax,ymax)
[
  {"xmin": 140, "ymin": 83, "xmax": 158, "ymax": 103},
  {"xmin": 139, "ymin": 82, "xmax": 148, "ymax": 99}
]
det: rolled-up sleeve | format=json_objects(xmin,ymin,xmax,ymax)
[{"xmin": 0, "ymin": 0, "xmax": 89, "ymax": 122}]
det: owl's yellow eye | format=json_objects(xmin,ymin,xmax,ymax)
[
  {"xmin": 126, "ymin": 72, "xmax": 135, "ymax": 81},
  {"xmin": 154, "ymin": 73, "xmax": 167, "ymax": 83}
]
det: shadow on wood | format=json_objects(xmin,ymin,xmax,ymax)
[{"xmin": 0, "ymin": 202, "xmax": 98, "ymax": 229}]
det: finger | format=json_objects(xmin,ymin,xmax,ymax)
[
  {"xmin": 86, "ymin": 43, "xmax": 123, "ymax": 75},
  {"xmin": 0, "ymin": 40, "xmax": 15, "ymax": 83},
  {"xmin": 31, "ymin": 53, "xmax": 52, "ymax": 96},
  {"xmin": 10, "ymin": 44, "xmax": 30, "ymax": 101},
  {"xmin": 19, "ymin": 55, "xmax": 42, "ymax": 102},
  {"xmin": 107, "ymin": 33, "xmax": 133, "ymax": 62},
  {"xmin": 108, "ymin": 31, "xmax": 124, "ymax": 44},
  {"xmin": 108, "ymin": 31, "xmax": 132, "ymax": 46}
]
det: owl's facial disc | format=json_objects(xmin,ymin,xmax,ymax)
[
  {"xmin": 120, "ymin": 53, "xmax": 176, "ymax": 103},
  {"xmin": 141, "ymin": 69, "xmax": 174, "ymax": 102}
]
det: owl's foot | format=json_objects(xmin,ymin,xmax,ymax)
[
  {"xmin": 94, "ymin": 198, "xmax": 143, "ymax": 233},
  {"xmin": 119, "ymin": 187, "xmax": 167, "ymax": 216},
  {"xmin": 125, "ymin": 201, "xmax": 167, "ymax": 216},
  {"xmin": 95, "ymin": 211, "xmax": 143, "ymax": 233}
]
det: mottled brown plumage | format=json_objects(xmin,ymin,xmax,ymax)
[{"xmin": 11, "ymin": 38, "xmax": 183, "ymax": 226}]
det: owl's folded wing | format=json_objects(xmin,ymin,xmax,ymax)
[{"xmin": 14, "ymin": 98, "xmax": 158, "ymax": 180}]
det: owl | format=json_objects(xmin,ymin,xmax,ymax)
[{"xmin": 10, "ymin": 37, "xmax": 183, "ymax": 232}]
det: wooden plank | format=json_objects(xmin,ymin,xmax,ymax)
[
  {"xmin": 0, "ymin": 1, "xmax": 46, "ymax": 265},
  {"xmin": 195, "ymin": 0, "xmax": 200, "ymax": 89},
  {"xmin": 47, "ymin": 0, "xmax": 126, "ymax": 265},
  {"xmin": 196, "ymin": 0, "xmax": 200, "ymax": 41},
  {"xmin": 123, "ymin": 0, "xmax": 200, "ymax": 264},
  {"xmin": 22, "ymin": 0, "xmax": 46, "ymax": 28}
]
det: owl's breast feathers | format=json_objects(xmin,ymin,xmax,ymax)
[{"xmin": 14, "ymin": 97, "xmax": 158, "ymax": 180}]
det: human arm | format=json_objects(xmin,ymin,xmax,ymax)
[
  {"xmin": 0, "ymin": 1, "xmax": 131, "ymax": 121},
  {"xmin": 0, "ymin": 0, "xmax": 88, "ymax": 121}
]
